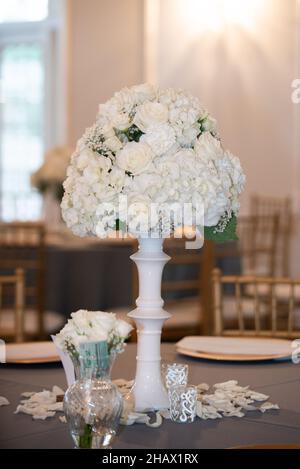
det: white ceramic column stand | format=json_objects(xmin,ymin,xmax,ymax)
[{"xmin": 128, "ymin": 237, "xmax": 171, "ymax": 411}]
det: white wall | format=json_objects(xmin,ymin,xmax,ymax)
[
  {"xmin": 146, "ymin": 0, "xmax": 300, "ymax": 215},
  {"xmin": 147, "ymin": 0, "xmax": 300, "ymax": 275},
  {"xmin": 68, "ymin": 0, "xmax": 144, "ymax": 144}
]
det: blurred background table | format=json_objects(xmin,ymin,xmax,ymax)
[{"xmin": 45, "ymin": 243, "xmax": 134, "ymax": 316}]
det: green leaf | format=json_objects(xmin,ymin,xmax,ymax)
[
  {"xmin": 204, "ymin": 215, "xmax": 238, "ymax": 243},
  {"xmin": 123, "ymin": 124, "xmax": 144, "ymax": 142}
]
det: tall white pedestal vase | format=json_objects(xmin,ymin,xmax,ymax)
[{"xmin": 128, "ymin": 237, "xmax": 171, "ymax": 411}]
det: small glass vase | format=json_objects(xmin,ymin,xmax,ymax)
[{"xmin": 64, "ymin": 342, "xmax": 123, "ymax": 449}]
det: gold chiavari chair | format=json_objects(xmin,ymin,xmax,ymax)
[
  {"xmin": 0, "ymin": 268, "xmax": 25, "ymax": 343},
  {"xmin": 0, "ymin": 222, "xmax": 45, "ymax": 339},
  {"xmin": 250, "ymin": 195, "xmax": 293, "ymax": 276},
  {"xmin": 212, "ymin": 268, "xmax": 300, "ymax": 338},
  {"xmin": 160, "ymin": 238, "xmax": 214, "ymax": 341},
  {"xmin": 211, "ymin": 215, "xmax": 279, "ymax": 327},
  {"xmin": 215, "ymin": 214, "xmax": 279, "ymax": 277}
]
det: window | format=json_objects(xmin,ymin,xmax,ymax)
[
  {"xmin": 0, "ymin": 0, "xmax": 48, "ymax": 23},
  {"xmin": 0, "ymin": 43, "xmax": 44, "ymax": 220},
  {"xmin": 0, "ymin": 0, "xmax": 66, "ymax": 220}
]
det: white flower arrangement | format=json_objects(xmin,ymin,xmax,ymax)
[
  {"xmin": 61, "ymin": 84, "xmax": 245, "ymax": 240},
  {"xmin": 31, "ymin": 146, "xmax": 72, "ymax": 201},
  {"xmin": 54, "ymin": 310, "xmax": 133, "ymax": 359}
]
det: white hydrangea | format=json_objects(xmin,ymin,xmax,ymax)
[{"xmin": 61, "ymin": 83, "xmax": 245, "ymax": 237}]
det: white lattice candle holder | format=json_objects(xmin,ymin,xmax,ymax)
[{"xmin": 169, "ymin": 385, "xmax": 197, "ymax": 423}]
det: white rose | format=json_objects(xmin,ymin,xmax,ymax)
[
  {"xmin": 132, "ymin": 83, "xmax": 157, "ymax": 103},
  {"xmin": 127, "ymin": 172, "xmax": 163, "ymax": 198},
  {"xmin": 102, "ymin": 123, "xmax": 115, "ymax": 139},
  {"xmin": 194, "ymin": 132, "xmax": 223, "ymax": 161},
  {"xmin": 72, "ymin": 224, "xmax": 88, "ymax": 237},
  {"xmin": 204, "ymin": 195, "xmax": 228, "ymax": 226},
  {"xmin": 112, "ymin": 113, "xmax": 130, "ymax": 130},
  {"xmin": 174, "ymin": 148, "xmax": 196, "ymax": 171},
  {"xmin": 115, "ymin": 319, "xmax": 133, "ymax": 338},
  {"xmin": 116, "ymin": 142, "xmax": 153, "ymax": 175},
  {"xmin": 158, "ymin": 88, "xmax": 178, "ymax": 105},
  {"xmin": 223, "ymin": 151, "xmax": 246, "ymax": 193},
  {"xmin": 95, "ymin": 217, "xmax": 115, "ymax": 238},
  {"xmin": 155, "ymin": 157, "xmax": 180, "ymax": 181},
  {"xmin": 91, "ymin": 311, "xmax": 117, "ymax": 334},
  {"xmin": 85, "ymin": 328, "xmax": 108, "ymax": 343},
  {"xmin": 127, "ymin": 193, "xmax": 152, "ymax": 234},
  {"xmin": 201, "ymin": 115, "xmax": 218, "ymax": 133},
  {"xmin": 141, "ymin": 123, "xmax": 176, "ymax": 156},
  {"xmin": 104, "ymin": 136, "xmax": 123, "ymax": 152},
  {"xmin": 75, "ymin": 148, "xmax": 94, "ymax": 170},
  {"xmin": 108, "ymin": 167, "xmax": 126, "ymax": 190},
  {"xmin": 62, "ymin": 207, "xmax": 78, "ymax": 227},
  {"xmin": 113, "ymin": 88, "xmax": 136, "ymax": 112},
  {"xmin": 134, "ymin": 102, "xmax": 168, "ymax": 132},
  {"xmin": 82, "ymin": 194, "xmax": 98, "ymax": 213},
  {"xmin": 99, "ymin": 100, "xmax": 120, "ymax": 119},
  {"xmin": 82, "ymin": 154, "xmax": 111, "ymax": 184},
  {"xmin": 178, "ymin": 126, "xmax": 199, "ymax": 147},
  {"xmin": 70, "ymin": 309, "xmax": 90, "ymax": 330},
  {"xmin": 95, "ymin": 200, "xmax": 117, "ymax": 236}
]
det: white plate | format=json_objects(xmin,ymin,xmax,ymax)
[
  {"xmin": 5, "ymin": 341, "xmax": 60, "ymax": 364},
  {"xmin": 176, "ymin": 336, "xmax": 292, "ymax": 361}
]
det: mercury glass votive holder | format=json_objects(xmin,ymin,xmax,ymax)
[
  {"xmin": 162, "ymin": 362, "xmax": 189, "ymax": 389},
  {"xmin": 168, "ymin": 385, "xmax": 197, "ymax": 423}
]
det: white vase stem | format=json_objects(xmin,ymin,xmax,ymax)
[{"xmin": 128, "ymin": 237, "xmax": 170, "ymax": 411}]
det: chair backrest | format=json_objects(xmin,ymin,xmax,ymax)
[
  {"xmin": 212, "ymin": 268, "xmax": 300, "ymax": 338},
  {"xmin": 163, "ymin": 237, "xmax": 203, "ymax": 298},
  {"xmin": 162, "ymin": 237, "xmax": 214, "ymax": 334},
  {"xmin": 250, "ymin": 195, "xmax": 293, "ymax": 275},
  {"xmin": 215, "ymin": 214, "xmax": 279, "ymax": 277},
  {"xmin": 0, "ymin": 268, "xmax": 25, "ymax": 342},
  {"xmin": 0, "ymin": 222, "xmax": 45, "ymax": 337}
]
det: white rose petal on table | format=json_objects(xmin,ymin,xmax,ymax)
[{"xmin": 0, "ymin": 396, "xmax": 10, "ymax": 406}]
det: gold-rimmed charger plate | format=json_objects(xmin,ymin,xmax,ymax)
[
  {"xmin": 5, "ymin": 341, "xmax": 60, "ymax": 364},
  {"xmin": 176, "ymin": 346, "xmax": 289, "ymax": 362},
  {"xmin": 230, "ymin": 443, "xmax": 300, "ymax": 449},
  {"xmin": 176, "ymin": 336, "xmax": 292, "ymax": 362}
]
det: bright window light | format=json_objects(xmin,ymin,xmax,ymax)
[
  {"xmin": 0, "ymin": 0, "xmax": 48, "ymax": 23},
  {"xmin": 181, "ymin": 0, "xmax": 264, "ymax": 34}
]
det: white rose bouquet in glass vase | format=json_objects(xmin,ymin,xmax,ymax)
[
  {"xmin": 61, "ymin": 84, "xmax": 245, "ymax": 411},
  {"xmin": 54, "ymin": 310, "xmax": 133, "ymax": 379}
]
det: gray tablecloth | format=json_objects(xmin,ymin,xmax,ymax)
[{"xmin": 0, "ymin": 343, "xmax": 300, "ymax": 449}]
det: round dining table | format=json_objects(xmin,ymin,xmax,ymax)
[{"xmin": 0, "ymin": 343, "xmax": 300, "ymax": 449}]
